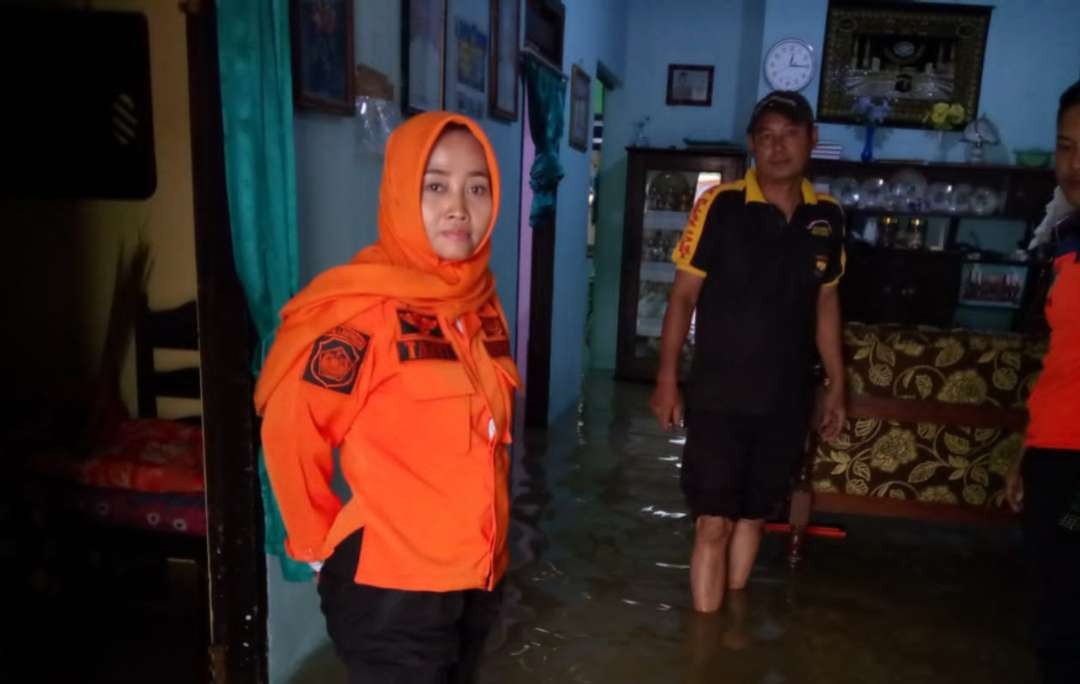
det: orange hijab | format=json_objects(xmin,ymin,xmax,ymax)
[{"xmin": 254, "ymin": 112, "xmax": 518, "ymax": 429}]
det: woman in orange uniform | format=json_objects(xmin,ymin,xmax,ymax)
[
  {"xmin": 1008, "ymin": 80, "xmax": 1080, "ymax": 684},
  {"xmin": 255, "ymin": 112, "xmax": 519, "ymax": 683}
]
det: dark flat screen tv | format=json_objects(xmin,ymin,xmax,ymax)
[{"xmin": 0, "ymin": 7, "xmax": 156, "ymax": 200}]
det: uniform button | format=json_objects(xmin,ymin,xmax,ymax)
[{"xmin": 488, "ymin": 419, "xmax": 496, "ymax": 441}]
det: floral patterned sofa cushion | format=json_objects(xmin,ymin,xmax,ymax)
[{"xmin": 811, "ymin": 323, "xmax": 1047, "ymax": 510}]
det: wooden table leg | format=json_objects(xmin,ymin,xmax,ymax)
[{"xmin": 788, "ymin": 414, "xmax": 822, "ymax": 568}]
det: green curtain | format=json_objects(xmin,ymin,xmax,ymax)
[
  {"xmin": 216, "ymin": 0, "xmax": 311, "ymax": 581},
  {"xmin": 523, "ymin": 56, "xmax": 567, "ymax": 227}
]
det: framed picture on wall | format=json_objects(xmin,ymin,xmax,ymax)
[
  {"xmin": 290, "ymin": 0, "xmax": 356, "ymax": 115},
  {"xmin": 455, "ymin": 18, "xmax": 487, "ymax": 93},
  {"xmin": 666, "ymin": 64, "xmax": 714, "ymax": 107},
  {"xmin": 568, "ymin": 65, "xmax": 591, "ymax": 151},
  {"xmin": 489, "ymin": 0, "xmax": 520, "ymax": 121},
  {"xmin": 958, "ymin": 262, "xmax": 1027, "ymax": 309},
  {"xmin": 817, "ymin": 1, "xmax": 992, "ymax": 129},
  {"xmin": 402, "ymin": 0, "xmax": 447, "ymax": 114}
]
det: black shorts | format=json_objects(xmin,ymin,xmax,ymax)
[
  {"xmin": 681, "ymin": 408, "xmax": 810, "ymax": 521},
  {"xmin": 317, "ymin": 530, "xmax": 502, "ymax": 684}
]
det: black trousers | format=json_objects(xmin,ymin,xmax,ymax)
[
  {"xmin": 317, "ymin": 531, "xmax": 502, "ymax": 684},
  {"xmin": 1022, "ymin": 448, "xmax": 1080, "ymax": 684}
]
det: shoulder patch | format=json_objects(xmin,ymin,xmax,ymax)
[{"xmin": 303, "ymin": 326, "xmax": 369, "ymax": 394}]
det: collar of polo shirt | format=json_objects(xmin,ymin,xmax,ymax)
[{"xmin": 744, "ymin": 168, "xmax": 818, "ymax": 207}]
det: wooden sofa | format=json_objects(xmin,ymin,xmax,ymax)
[{"xmin": 787, "ymin": 322, "xmax": 1045, "ymax": 562}]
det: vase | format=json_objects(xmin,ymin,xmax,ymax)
[
  {"xmin": 935, "ymin": 130, "xmax": 950, "ymax": 162},
  {"xmin": 861, "ymin": 126, "xmax": 875, "ymax": 162}
]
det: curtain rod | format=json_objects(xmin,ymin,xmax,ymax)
[{"xmin": 520, "ymin": 46, "xmax": 567, "ymax": 82}]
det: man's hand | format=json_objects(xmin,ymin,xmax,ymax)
[
  {"xmin": 1006, "ymin": 450, "xmax": 1025, "ymax": 513},
  {"xmin": 650, "ymin": 379, "xmax": 684, "ymax": 431},
  {"xmin": 817, "ymin": 384, "xmax": 846, "ymax": 442}
]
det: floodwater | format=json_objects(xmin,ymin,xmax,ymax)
[
  {"xmin": 476, "ymin": 376, "xmax": 1037, "ymax": 684},
  {"xmin": 293, "ymin": 375, "xmax": 1037, "ymax": 683}
]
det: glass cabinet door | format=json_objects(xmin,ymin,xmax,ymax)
[{"xmin": 633, "ymin": 168, "xmax": 728, "ymax": 370}]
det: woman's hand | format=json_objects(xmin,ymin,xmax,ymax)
[{"xmin": 1006, "ymin": 449, "xmax": 1026, "ymax": 513}]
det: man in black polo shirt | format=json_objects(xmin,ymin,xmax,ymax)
[{"xmin": 650, "ymin": 91, "xmax": 847, "ymax": 613}]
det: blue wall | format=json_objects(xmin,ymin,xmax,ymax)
[{"xmin": 545, "ymin": 0, "xmax": 627, "ymax": 421}]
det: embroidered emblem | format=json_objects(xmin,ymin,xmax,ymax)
[
  {"xmin": 398, "ymin": 340, "xmax": 458, "ymax": 362},
  {"xmin": 815, "ymin": 256, "xmax": 829, "ymax": 276},
  {"xmin": 398, "ymin": 310, "xmax": 444, "ymax": 338},
  {"xmin": 808, "ymin": 219, "xmax": 832, "ymax": 238},
  {"xmin": 303, "ymin": 327, "xmax": 369, "ymax": 394}
]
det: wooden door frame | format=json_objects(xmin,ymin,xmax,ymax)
[
  {"xmin": 525, "ymin": 209, "xmax": 556, "ymax": 427},
  {"xmin": 185, "ymin": 2, "xmax": 268, "ymax": 682}
]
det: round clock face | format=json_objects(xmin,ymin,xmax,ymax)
[{"xmin": 764, "ymin": 39, "xmax": 814, "ymax": 91}]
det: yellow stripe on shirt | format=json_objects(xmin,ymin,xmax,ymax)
[{"xmin": 671, "ymin": 181, "xmax": 742, "ymax": 277}]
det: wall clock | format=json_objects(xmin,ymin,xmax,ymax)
[{"xmin": 764, "ymin": 37, "xmax": 814, "ymax": 92}]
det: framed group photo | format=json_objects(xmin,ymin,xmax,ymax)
[
  {"xmin": 958, "ymin": 263, "xmax": 1027, "ymax": 309},
  {"xmin": 402, "ymin": 0, "xmax": 447, "ymax": 114},
  {"xmin": 290, "ymin": 0, "xmax": 356, "ymax": 115}
]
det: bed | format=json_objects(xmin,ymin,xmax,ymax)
[{"xmin": 21, "ymin": 298, "xmax": 207, "ymax": 576}]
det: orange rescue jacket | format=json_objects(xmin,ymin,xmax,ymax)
[
  {"xmin": 255, "ymin": 112, "xmax": 520, "ymax": 591},
  {"xmin": 1027, "ymin": 248, "xmax": 1080, "ymax": 451}
]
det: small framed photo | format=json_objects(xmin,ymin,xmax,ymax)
[
  {"xmin": 488, "ymin": 0, "xmax": 520, "ymax": 121},
  {"xmin": 290, "ymin": 0, "xmax": 356, "ymax": 115},
  {"xmin": 568, "ymin": 65, "xmax": 591, "ymax": 152},
  {"xmin": 958, "ymin": 262, "xmax": 1028, "ymax": 309},
  {"xmin": 666, "ymin": 64, "xmax": 714, "ymax": 107},
  {"xmin": 403, "ymin": 0, "xmax": 447, "ymax": 114},
  {"xmin": 455, "ymin": 18, "xmax": 487, "ymax": 94}
]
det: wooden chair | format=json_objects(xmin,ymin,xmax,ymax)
[{"xmin": 134, "ymin": 296, "xmax": 202, "ymax": 421}]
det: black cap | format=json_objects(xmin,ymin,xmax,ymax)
[{"xmin": 747, "ymin": 91, "xmax": 815, "ymax": 133}]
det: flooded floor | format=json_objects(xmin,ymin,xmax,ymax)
[
  {"xmin": 296, "ymin": 375, "xmax": 1038, "ymax": 683},
  {"xmin": 479, "ymin": 375, "xmax": 1037, "ymax": 684}
]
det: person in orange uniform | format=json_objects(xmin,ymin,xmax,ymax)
[
  {"xmin": 255, "ymin": 112, "xmax": 519, "ymax": 683},
  {"xmin": 1007, "ymin": 80, "xmax": 1080, "ymax": 684}
]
